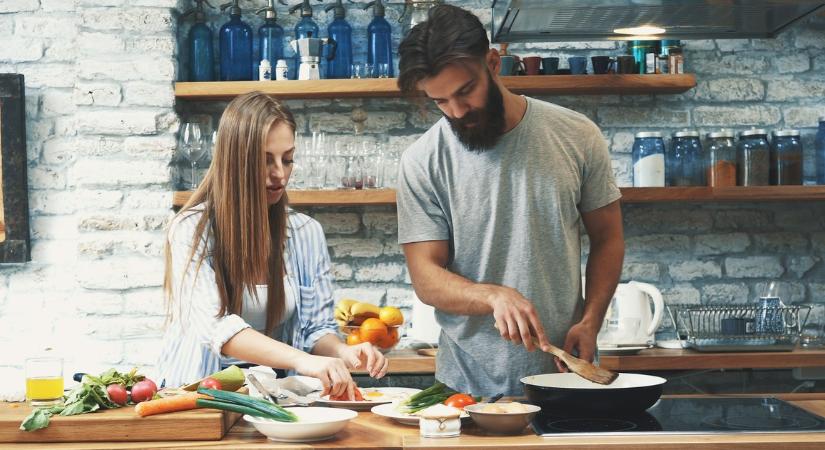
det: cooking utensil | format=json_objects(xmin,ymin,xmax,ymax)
[
  {"xmin": 532, "ymin": 337, "xmax": 618, "ymax": 385},
  {"xmin": 521, "ymin": 372, "xmax": 665, "ymax": 415},
  {"xmin": 278, "ymin": 387, "xmax": 313, "ymax": 407},
  {"xmin": 246, "ymin": 374, "xmax": 276, "ymax": 404},
  {"xmin": 487, "ymin": 393, "xmax": 504, "ymax": 403}
]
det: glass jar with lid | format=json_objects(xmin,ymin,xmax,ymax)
[
  {"xmin": 770, "ymin": 129, "xmax": 803, "ymax": 185},
  {"xmin": 669, "ymin": 130, "xmax": 704, "ymax": 186},
  {"xmin": 706, "ymin": 130, "xmax": 737, "ymax": 187},
  {"xmin": 816, "ymin": 116, "xmax": 825, "ymax": 184},
  {"xmin": 632, "ymin": 131, "xmax": 665, "ymax": 187},
  {"xmin": 737, "ymin": 128, "xmax": 770, "ymax": 186}
]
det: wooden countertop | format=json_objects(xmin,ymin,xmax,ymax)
[
  {"xmin": 6, "ymin": 396, "xmax": 825, "ymax": 449},
  {"xmin": 369, "ymin": 347, "xmax": 825, "ymax": 375}
]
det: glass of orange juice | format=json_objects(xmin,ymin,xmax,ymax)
[{"xmin": 25, "ymin": 357, "xmax": 64, "ymax": 406}]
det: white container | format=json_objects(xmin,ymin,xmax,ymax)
[
  {"xmin": 418, "ymin": 404, "xmax": 461, "ymax": 438},
  {"xmin": 275, "ymin": 59, "xmax": 289, "ymax": 81},
  {"xmin": 259, "ymin": 59, "xmax": 272, "ymax": 81}
]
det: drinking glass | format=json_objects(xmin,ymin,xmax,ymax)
[
  {"xmin": 365, "ymin": 63, "xmax": 375, "ymax": 79},
  {"xmin": 801, "ymin": 303, "xmax": 825, "ymax": 348},
  {"xmin": 376, "ymin": 63, "xmax": 390, "ymax": 79},
  {"xmin": 180, "ymin": 122, "xmax": 205, "ymax": 190},
  {"xmin": 351, "ymin": 63, "xmax": 364, "ymax": 79},
  {"xmin": 26, "ymin": 357, "xmax": 64, "ymax": 407}
]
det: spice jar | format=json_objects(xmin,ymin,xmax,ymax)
[
  {"xmin": 669, "ymin": 130, "xmax": 704, "ymax": 186},
  {"xmin": 771, "ymin": 129, "xmax": 803, "ymax": 185},
  {"xmin": 418, "ymin": 404, "xmax": 461, "ymax": 438},
  {"xmin": 737, "ymin": 128, "xmax": 770, "ymax": 186},
  {"xmin": 706, "ymin": 130, "xmax": 737, "ymax": 187},
  {"xmin": 632, "ymin": 131, "xmax": 665, "ymax": 187}
]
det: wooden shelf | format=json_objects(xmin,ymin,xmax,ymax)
[
  {"xmin": 172, "ymin": 186, "xmax": 825, "ymax": 207},
  {"xmin": 174, "ymin": 74, "xmax": 696, "ymax": 100},
  {"xmin": 598, "ymin": 347, "xmax": 825, "ymax": 371}
]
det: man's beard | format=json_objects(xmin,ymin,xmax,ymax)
[{"xmin": 445, "ymin": 71, "xmax": 506, "ymax": 152}]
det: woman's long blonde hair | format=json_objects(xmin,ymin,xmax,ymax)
[{"xmin": 164, "ymin": 92, "xmax": 296, "ymax": 336}]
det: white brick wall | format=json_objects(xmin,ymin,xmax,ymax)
[{"xmin": 1, "ymin": 1, "xmax": 824, "ymax": 381}]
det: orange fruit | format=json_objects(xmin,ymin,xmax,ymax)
[
  {"xmin": 346, "ymin": 329, "xmax": 362, "ymax": 345},
  {"xmin": 377, "ymin": 327, "xmax": 399, "ymax": 349},
  {"xmin": 359, "ymin": 318, "xmax": 388, "ymax": 344},
  {"xmin": 379, "ymin": 306, "xmax": 404, "ymax": 327}
]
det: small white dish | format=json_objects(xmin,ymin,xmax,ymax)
[
  {"xmin": 598, "ymin": 345, "xmax": 650, "ymax": 355},
  {"xmin": 371, "ymin": 402, "xmax": 470, "ymax": 426},
  {"xmin": 244, "ymin": 407, "xmax": 357, "ymax": 442},
  {"xmin": 311, "ymin": 387, "xmax": 421, "ymax": 410}
]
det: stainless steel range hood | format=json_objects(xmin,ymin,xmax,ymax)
[{"xmin": 491, "ymin": 0, "xmax": 825, "ymax": 42}]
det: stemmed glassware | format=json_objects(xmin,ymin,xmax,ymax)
[{"xmin": 180, "ymin": 122, "xmax": 205, "ymax": 190}]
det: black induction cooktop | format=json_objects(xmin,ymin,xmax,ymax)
[{"xmin": 532, "ymin": 397, "xmax": 825, "ymax": 436}]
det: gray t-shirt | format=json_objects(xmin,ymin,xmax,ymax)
[{"xmin": 397, "ymin": 97, "xmax": 621, "ymax": 396}]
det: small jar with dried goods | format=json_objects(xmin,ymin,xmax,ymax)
[
  {"xmin": 633, "ymin": 131, "xmax": 666, "ymax": 187},
  {"xmin": 737, "ymin": 128, "xmax": 770, "ymax": 186},
  {"xmin": 669, "ymin": 130, "xmax": 704, "ymax": 186},
  {"xmin": 706, "ymin": 130, "xmax": 737, "ymax": 187},
  {"xmin": 771, "ymin": 129, "xmax": 803, "ymax": 185}
]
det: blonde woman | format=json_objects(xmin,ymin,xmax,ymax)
[{"xmin": 158, "ymin": 92, "xmax": 387, "ymax": 399}]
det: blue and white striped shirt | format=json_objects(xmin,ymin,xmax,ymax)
[{"xmin": 157, "ymin": 205, "xmax": 338, "ymax": 388}]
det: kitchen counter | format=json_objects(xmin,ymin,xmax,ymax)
[
  {"xmin": 369, "ymin": 347, "xmax": 825, "ymax": 375},
  {"xmin": 3, "ymin": 394, "xmax": 825, "ymax": 450},
  {"xmin": 5, "ymin": 396, "xmax": 825, "ymax": 449}
]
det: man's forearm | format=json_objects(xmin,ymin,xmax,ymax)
[
  {"xmin": 409, "ymin": 261, "xmax": 496, "ymax": 316},
  {"xmin": 581, "ymin": 236, "xmax": 625, "ymax": 330}
]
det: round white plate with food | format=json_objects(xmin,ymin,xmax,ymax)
[
  {"xmin": 370, "ymin": 402, "xmax": 470, "ymax": 425},
  {"xmin": 310, "ymin": 387, "xmax": 421, "ymax": 410}
]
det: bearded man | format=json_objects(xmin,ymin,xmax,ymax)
[{"xmin": 395, "ymin": 4, "xmax": 626, "ymax": 396}]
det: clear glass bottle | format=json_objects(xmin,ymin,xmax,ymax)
[
  {"xmin": 668, "ymin": 130, "xmax": 704, "ymax": 186},
  {"xmin": 632, "ymin": 131, "xmax": 665, "ymax": 187},
  {"xmin": 737, "ymin": 128, "xmax": 770, "ymax": 186},
  {"xmin": 706, "ymin": 130, "xmax": 737, "ymax": 187},
  {"xmin": 815, "ymin": 117, "xmax": 825, "ymax": 185},
  {"xmin": 770, "ymin": 129, "xmax": 803, "ymax": 185}
]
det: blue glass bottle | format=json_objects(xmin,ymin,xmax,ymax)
[
  {"xmin": 364, "ymin": 0, "xmax": 393, "ymax": 77},
  {"xmin": 256, "ymin": 0, "xmax": 284, "ymax": 77},
  {"xmin": 669, "ymin": 130, "xmax": 704, "ymax": 186},
  {"xmin": 219, "ymin": 0, "xmax": 253, "ymax": 81},
  {"xmin": 324, "ymin": 0, "xmax": 352, "ymax": 79},
  {"xmin": 289, "ymin": 0, "xmax": 320, "ymax": 80},
  {"xmin": 816, "ymin": 116, "xmax": 825, "ymax": 184},
  {"xmin": 184, "ymin": 0, "xmax": 215, "ymax": 82}
]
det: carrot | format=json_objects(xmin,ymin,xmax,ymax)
[{"xmin": 134, "ymin": 393, "xmax": 206, "ymax": 417}]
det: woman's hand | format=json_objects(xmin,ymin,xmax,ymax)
[
  {"xmin": 293, "ymin": 354, "xmax": 356, "ymax": 399},
  {"xmin": 337, "ymin": 342, "xmax": 389, "ymax": 379}
]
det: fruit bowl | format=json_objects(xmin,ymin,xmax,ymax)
[{"xmin": 339, "ymin": 324, "xmax": 401, "ymax": 354}]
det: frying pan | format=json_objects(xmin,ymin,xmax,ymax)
[{"xmin": 521, "ymin": 373, "xmax": 666, "ymax": 415}]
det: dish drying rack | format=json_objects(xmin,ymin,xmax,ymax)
[{"xmin": 671, "ymin": 304, "xmax": 811, "ymax": 352}]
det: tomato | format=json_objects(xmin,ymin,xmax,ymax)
[
  {"xmin": 199, "ymin": 377, "xmax": 223, "ymax": 391},
  {"xmin": 443, "ymin": 393, "xmax": 476, "ymax": 410},
  {"xmin": 130, "ymin": 379, "xmax": 158, "ymax": 403},
  {"xmin": 106, "ymin": 384, "xmax": 127, "ymax": 405}
]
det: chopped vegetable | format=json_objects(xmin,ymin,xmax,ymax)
[
  {"xmin": 443, "ymin": 393, "xmax": 476, "ymax": 410},
  {"xmin": 196, "ymin": 387, "xmax": 297, "ymax": 422},
  {"xmin": 135, "ymin": 393, "xmax": 205, "ymax": 417},
  {"xmin": 397, "ymin": 382, "xmax": 457, "ymax": 414},
  {"xmin": 330, "ymin": 387, "xmax": 364, "ymax": 401}
]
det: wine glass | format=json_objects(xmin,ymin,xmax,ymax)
[{"xmin": 180, "ymin": 122, "xmax": 204, "ymax": 190}]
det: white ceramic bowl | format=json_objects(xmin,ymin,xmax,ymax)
[
  {"xmin": 244, "ymin": 407, "xmax": 358, "ymax": 442},
  {"xmin": 464, "ymin": 403, "xmax": 542, "ymax": 434}
]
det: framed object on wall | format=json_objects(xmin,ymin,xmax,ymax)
[{"xmin": 0, "ymin": 74, "xmax": 31, "ymax": 262}]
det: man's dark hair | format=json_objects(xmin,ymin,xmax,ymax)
[{"xmin": 397, "ymin": 4, "xmax": 490, "ymax": 94}]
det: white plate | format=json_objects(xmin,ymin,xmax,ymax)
[
  {"xmin": 311, "ymin": 387, "xmax": 421, "ymax": 410},
  {"xmin": 598, "ymin": 346, "xmax": 650, "ymax": 355},
  {"xmin": 244, "ymin": 407, "xmax": 357, "ymax": 442},
  {"xmin": 370, "ymin": 402, "xmax": 470, "ymax": 426}
]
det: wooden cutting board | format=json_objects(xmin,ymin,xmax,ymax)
[{"xmin": 0, "ymin": 401, "xmax": 242, "ymax": 443}]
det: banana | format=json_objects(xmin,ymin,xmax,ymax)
[
  {"xmin": 335, "ymin": 299, "xmax": 359, "ymax": 326},
  {"xmin": 350, "ymin": 302, "xmax": 380, "ymax": 319},
  {"xmin": 334, "ymin": 308, "xmax": 350, "ymax": 327}
]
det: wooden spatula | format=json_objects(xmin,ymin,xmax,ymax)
[{"xmin": 532, "ymin": 337, "xmax": 618, "ymax": 385}]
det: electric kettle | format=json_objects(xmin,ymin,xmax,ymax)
[{"xmin": 597, "ymin": 281, "xmax": 664, "ymax": 347}]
